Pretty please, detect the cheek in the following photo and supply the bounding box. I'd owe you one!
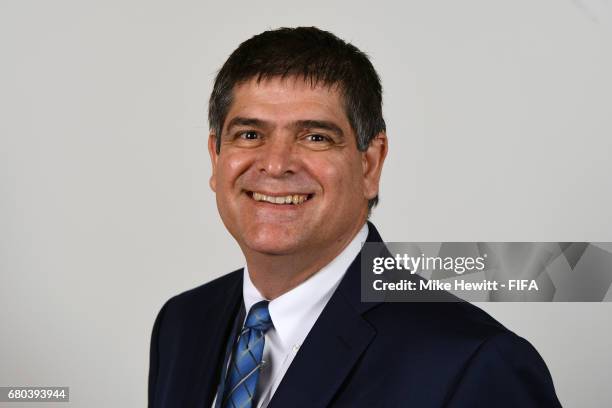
[215,150,253,187]
[308,155,364,196]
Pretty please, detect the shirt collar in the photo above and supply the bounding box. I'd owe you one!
[242,223,369,348]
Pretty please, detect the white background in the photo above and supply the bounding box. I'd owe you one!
[1,1,611,406]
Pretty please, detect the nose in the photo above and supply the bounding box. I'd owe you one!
[257,136,296,177]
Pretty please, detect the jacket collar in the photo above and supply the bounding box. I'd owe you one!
[267,221,384,408]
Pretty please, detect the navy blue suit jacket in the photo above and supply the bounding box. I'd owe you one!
[149,223,562,407]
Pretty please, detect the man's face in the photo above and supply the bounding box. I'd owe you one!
[209,76,385,258]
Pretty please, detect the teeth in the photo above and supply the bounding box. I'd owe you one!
[251,192,309,205]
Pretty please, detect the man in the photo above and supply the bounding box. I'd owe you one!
[149,27,561,407]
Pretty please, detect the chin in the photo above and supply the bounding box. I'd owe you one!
[241,224,303,256]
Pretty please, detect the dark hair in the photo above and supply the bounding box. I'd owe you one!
[208,26,385,209]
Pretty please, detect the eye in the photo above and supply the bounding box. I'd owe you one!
[299,133,336,150]
[305,134,330,143]
[240,130,259,140]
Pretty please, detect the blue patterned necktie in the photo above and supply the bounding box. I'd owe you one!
[222,301,273,408]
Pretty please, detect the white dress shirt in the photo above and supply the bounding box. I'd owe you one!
[212,223,368,408]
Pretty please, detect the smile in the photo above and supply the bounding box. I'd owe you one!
[248,191,312,205]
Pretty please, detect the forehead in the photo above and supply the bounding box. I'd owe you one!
[226,76,350,126]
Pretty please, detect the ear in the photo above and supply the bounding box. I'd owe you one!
[208,133,219,192]
[362,132,388,200]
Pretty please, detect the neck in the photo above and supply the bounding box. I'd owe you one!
[244,222,366,300]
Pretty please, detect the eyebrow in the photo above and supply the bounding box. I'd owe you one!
[225,117,345,138]
[225,117,270,131]
[291,120,344,138]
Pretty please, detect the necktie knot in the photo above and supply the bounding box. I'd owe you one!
[245,300,273,332]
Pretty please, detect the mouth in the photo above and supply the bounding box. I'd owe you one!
[246,191,314,205]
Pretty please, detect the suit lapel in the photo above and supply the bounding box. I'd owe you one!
[268,223,384,408]
[186,271,243,407]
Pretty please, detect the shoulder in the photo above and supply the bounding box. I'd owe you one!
[441,313,561,406]
[148,269,244,404]
[153,269,243,328]
[362,300,517,367]
[366,299,507,341]
[358,301,560,406]
[168,269,242,307]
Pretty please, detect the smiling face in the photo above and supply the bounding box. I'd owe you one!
[209,76,386,260]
